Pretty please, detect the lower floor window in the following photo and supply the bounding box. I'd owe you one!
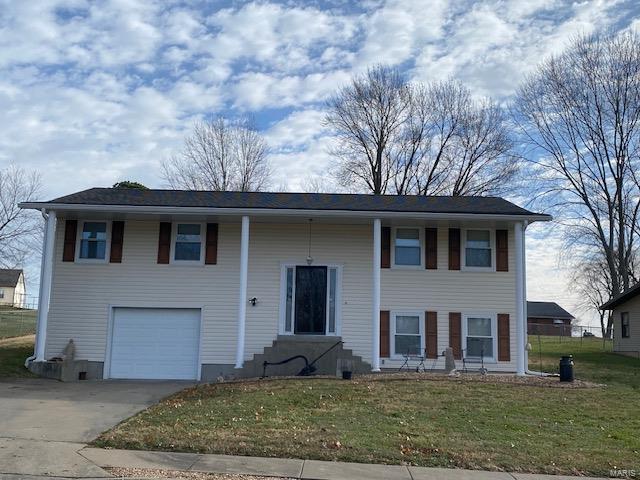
[465,315,495,360]
[392,312,423,356]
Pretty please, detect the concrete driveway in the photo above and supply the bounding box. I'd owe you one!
[0,378,190,478]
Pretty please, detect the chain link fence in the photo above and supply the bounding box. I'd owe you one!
[528,322,614,351]
[0,299,38,340]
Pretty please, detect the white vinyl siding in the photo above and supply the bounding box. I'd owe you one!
[46,220,518,372]
[381,226,517,372]
[613,296,640,355]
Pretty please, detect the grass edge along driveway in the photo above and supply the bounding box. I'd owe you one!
[94,337,640,477]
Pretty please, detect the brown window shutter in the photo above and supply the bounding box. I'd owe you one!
[498,313,510,361]
[380,310,390,358]
[449,312,462,359]
[62,219,77,262]
[157,222,172,264]
[109,221,125,263]
[425,228,438,269]
[381,227,391,268]
[425,311,438,358]
[496,229,508,272]
[205,223,218,265]
[448,228,460,270]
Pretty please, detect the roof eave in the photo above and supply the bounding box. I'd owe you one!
[18,202,553,223]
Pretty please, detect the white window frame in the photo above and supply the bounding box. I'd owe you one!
[462,228,495,271]
[390,311,425,359]
[391,226,424,269]
[170,222,206,265]
[279,263,343,336]
[75,220,111,264]
[462,313,497,363]
[0,288,4,299]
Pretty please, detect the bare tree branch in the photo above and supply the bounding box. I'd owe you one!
[162,117,271,192]
[0,165,42,268]
[514,31,640,315]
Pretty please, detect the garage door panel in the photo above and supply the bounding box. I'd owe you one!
[109,308,200,380]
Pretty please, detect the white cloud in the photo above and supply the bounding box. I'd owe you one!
[0,0,637,310]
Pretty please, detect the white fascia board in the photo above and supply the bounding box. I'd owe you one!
[18,202,553,223]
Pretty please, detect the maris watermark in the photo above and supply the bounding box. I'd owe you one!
[610,469,637,478]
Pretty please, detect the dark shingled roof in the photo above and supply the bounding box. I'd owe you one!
[0,269,23,287]
[600,283,640,310]
[527,301,574,319]
[36,188,547,217]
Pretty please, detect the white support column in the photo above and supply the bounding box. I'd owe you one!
[514,221,526,376]
[35,210,56,362]
[235,215,250,369]
[522,221,529,370]
[372,218,381,372]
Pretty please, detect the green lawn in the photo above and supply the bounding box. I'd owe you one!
[0,306,37,339]
[94,336,640,477]
[0,335,36,378]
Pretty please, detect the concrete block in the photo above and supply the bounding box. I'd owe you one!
[302,460,411,480]
[409,467,514,480]
[80,447,199,471]
[190,453,304,477]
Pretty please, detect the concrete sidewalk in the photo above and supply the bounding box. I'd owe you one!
[80,447,610,480]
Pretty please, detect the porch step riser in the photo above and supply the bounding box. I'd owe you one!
[241,339,371,378]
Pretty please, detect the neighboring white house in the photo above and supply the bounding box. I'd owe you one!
[601,283,640,358]
[20,188,550,381]
[0,269,26,307]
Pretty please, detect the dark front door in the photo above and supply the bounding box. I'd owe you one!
[294,266,327,334]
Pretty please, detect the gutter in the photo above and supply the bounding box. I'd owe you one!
[18,202,553,224]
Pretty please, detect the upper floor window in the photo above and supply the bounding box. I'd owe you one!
[79,222,107,260]
[464,229,492,269]
[173,223,203,262]
[393,228,422,267]
[621,312,630,338]
[464,314,496,362]
[0,289,4,299]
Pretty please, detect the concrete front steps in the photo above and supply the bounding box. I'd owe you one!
[241,336,371,378]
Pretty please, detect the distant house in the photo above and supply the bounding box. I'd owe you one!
[527,301,574,336]
[601,284,640,357]
[0,269,26,308]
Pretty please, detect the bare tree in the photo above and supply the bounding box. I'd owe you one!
[324,65,517,195]
[515,32,640,302]
[0,165,42,268]
[324,65,409,194]
[162,117,271,192]
[570,256,615,338]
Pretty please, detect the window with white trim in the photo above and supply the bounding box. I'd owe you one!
[392,312,424,356]
[394,228,422,266]
[79,221,108,260]
[0,289,4,299]
[174,224,203,262]
[464,229,492,268]
[464,315,495,361]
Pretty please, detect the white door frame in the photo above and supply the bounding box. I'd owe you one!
[103,305,204,380]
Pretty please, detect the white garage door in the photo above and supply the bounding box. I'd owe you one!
[109,308,200,380]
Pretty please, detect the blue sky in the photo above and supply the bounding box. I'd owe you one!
[1,0,639,325]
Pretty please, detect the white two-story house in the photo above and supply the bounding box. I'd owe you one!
[21,188,550,381]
